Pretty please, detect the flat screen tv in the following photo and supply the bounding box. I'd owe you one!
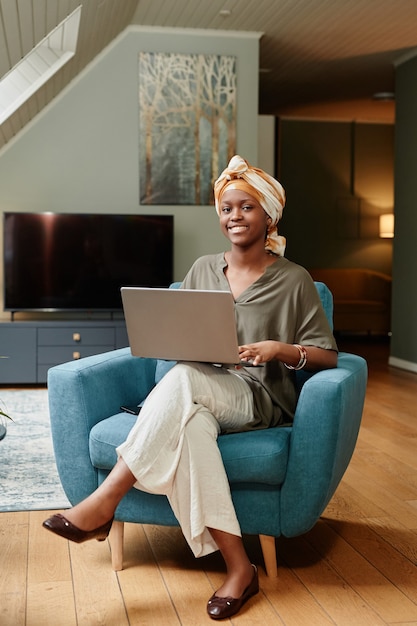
[3,212,174,312]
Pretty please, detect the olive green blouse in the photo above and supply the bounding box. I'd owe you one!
[182,253,338,429]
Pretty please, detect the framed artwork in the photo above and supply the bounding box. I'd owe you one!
[139,52,237,205]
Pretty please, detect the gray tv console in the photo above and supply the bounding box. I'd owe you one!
[0,320,128,384]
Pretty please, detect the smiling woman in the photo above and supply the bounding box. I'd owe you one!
[42,155,339,621]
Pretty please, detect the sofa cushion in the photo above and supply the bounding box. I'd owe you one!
[89,413,291,486]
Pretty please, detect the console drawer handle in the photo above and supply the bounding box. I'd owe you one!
[73,351,81,360]
[73,332,81,342]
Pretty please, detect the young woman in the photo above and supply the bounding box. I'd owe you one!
[43,156,338,620]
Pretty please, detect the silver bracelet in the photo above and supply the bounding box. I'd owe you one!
[284,344,307,370]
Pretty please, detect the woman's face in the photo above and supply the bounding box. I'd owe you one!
[218,188,270,248]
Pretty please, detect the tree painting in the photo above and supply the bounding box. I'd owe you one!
[139,52,237,205]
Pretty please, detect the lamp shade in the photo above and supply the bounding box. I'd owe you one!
[379,213,394,238]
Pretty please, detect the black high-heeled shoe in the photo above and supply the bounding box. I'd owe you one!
[42,513,113,543]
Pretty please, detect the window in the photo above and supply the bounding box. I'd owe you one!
[0,5,82,125]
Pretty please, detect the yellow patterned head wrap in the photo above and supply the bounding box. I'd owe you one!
[214,155,286,256]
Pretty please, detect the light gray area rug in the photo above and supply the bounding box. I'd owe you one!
[0,388,70,512]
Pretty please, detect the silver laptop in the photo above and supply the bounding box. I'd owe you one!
[121,287,243,365]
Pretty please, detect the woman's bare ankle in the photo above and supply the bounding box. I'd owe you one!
[215,563,254,599]
[63,496,114,531]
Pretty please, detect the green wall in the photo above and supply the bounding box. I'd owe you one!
[278,120,394,276]
[278,115,416,372]
[0,26,260,319]
[390,55,417,371]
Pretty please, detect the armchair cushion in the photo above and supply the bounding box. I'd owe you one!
[90,414,292,486]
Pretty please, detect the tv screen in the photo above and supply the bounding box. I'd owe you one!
[3,213,174,311]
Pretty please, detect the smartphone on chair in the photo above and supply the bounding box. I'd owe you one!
[120,405,142,415]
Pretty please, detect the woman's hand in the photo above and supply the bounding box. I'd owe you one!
[238,341,279,366]
[238,341,338,370]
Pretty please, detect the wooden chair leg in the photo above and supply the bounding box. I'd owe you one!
[259,534,278,578]
[109,521,124,571]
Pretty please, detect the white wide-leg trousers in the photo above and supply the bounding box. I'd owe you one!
[116,362,254,557]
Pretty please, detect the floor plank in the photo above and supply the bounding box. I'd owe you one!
[307,520,417,623]
[0,512,28,626]
[117,523,181,625]
[70,539,129,625]
[26,511,76,626]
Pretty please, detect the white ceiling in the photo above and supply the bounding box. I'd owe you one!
[2,0,417,151]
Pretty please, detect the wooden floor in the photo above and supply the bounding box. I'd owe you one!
[1,337,417,625]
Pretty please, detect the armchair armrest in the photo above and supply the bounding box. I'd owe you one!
[47,348,157,505]
[280,352,367,536]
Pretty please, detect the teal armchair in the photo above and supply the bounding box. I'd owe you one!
[47,283,367,576]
